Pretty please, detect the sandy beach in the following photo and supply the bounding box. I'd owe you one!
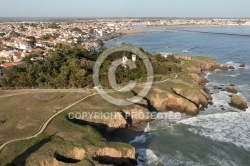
[121,29,152,35]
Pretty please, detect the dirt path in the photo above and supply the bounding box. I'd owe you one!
[0,92,97,152]
[0,89,92,99]
[0,79,171,152]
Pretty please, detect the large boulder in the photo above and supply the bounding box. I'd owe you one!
[228,66,235,70]
[239,63,245,68]
[220,65,228,71]
[225,86,237,94]
[214,86,223,90]
[230,95,248,110]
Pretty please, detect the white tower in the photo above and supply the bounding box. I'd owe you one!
[132,54,136,62]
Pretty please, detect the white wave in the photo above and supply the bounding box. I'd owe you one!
[204,72,212,79]
[145,149,159,165]
[211,90,231,107]
[158,151,201,166]
[130,135,147,144]
[141,149,237,166]
[144,123,153,132]
[225,61,248,70]
[214,69,221,72]
[137,148,238,166]
[178,112,250,151]
[229,73,240,77]
[137,149,160,166]
[183,50,189,53]
[236,84,250,92]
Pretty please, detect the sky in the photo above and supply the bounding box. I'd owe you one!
[0,0,249,18]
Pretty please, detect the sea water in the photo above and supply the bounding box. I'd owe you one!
[107,26,250,166]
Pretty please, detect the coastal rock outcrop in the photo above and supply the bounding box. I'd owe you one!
[69,111,128,131]
[123,106,151,124]
[152,93,198,115]
[220,65,229,71]
[93,147,137,166]
[26,156,92,166]
[214,86,223,90]
[225,86,238,94]
[239,63,245,68]
[228,66,235,70]
[26,156,65,166]
[106,112,128,130]
[190,73,209,86]
[171,87,208,108]
[55,147,86,162]
[230,95,248,110]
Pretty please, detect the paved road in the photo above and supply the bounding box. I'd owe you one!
[0,93,97,152]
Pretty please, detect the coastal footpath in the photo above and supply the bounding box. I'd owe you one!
[0,53,248,166]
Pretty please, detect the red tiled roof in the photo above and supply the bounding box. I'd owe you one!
[14,52,22,57]
[0,57,9,61]
[1,62,23,68]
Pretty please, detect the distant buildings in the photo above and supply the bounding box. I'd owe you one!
[0,61,24,74]
[94,29,107,37]
[158,52,172,58]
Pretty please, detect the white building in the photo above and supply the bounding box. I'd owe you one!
[35,42,46,48]
[158,52,172,58]
[107,23,115,27]
[132,54,136,62]
[13,51,25,62]
[19,43,32,51]
[0,50,12,58]
[94,29,106,37]
[122,56,128,64]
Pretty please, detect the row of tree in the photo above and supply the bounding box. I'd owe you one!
[0,44,182,89]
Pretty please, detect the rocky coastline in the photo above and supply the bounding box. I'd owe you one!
[5,56,249,166]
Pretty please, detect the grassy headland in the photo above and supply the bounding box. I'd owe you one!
[0,44,223,165]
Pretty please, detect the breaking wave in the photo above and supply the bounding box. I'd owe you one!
[178,112,250,151]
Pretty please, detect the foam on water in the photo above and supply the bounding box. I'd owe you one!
[144,123,154,132]
[226,61,241,69]
[137,148,238,166]
[130,135,148,144]
[209,90,233,112]
[204,72,212,79]
[178,112,250,151]
[137,149,160,166]
[225,61,249,70]
[229,73,241,77]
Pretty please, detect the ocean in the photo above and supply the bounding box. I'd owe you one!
[107,26,250,166]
